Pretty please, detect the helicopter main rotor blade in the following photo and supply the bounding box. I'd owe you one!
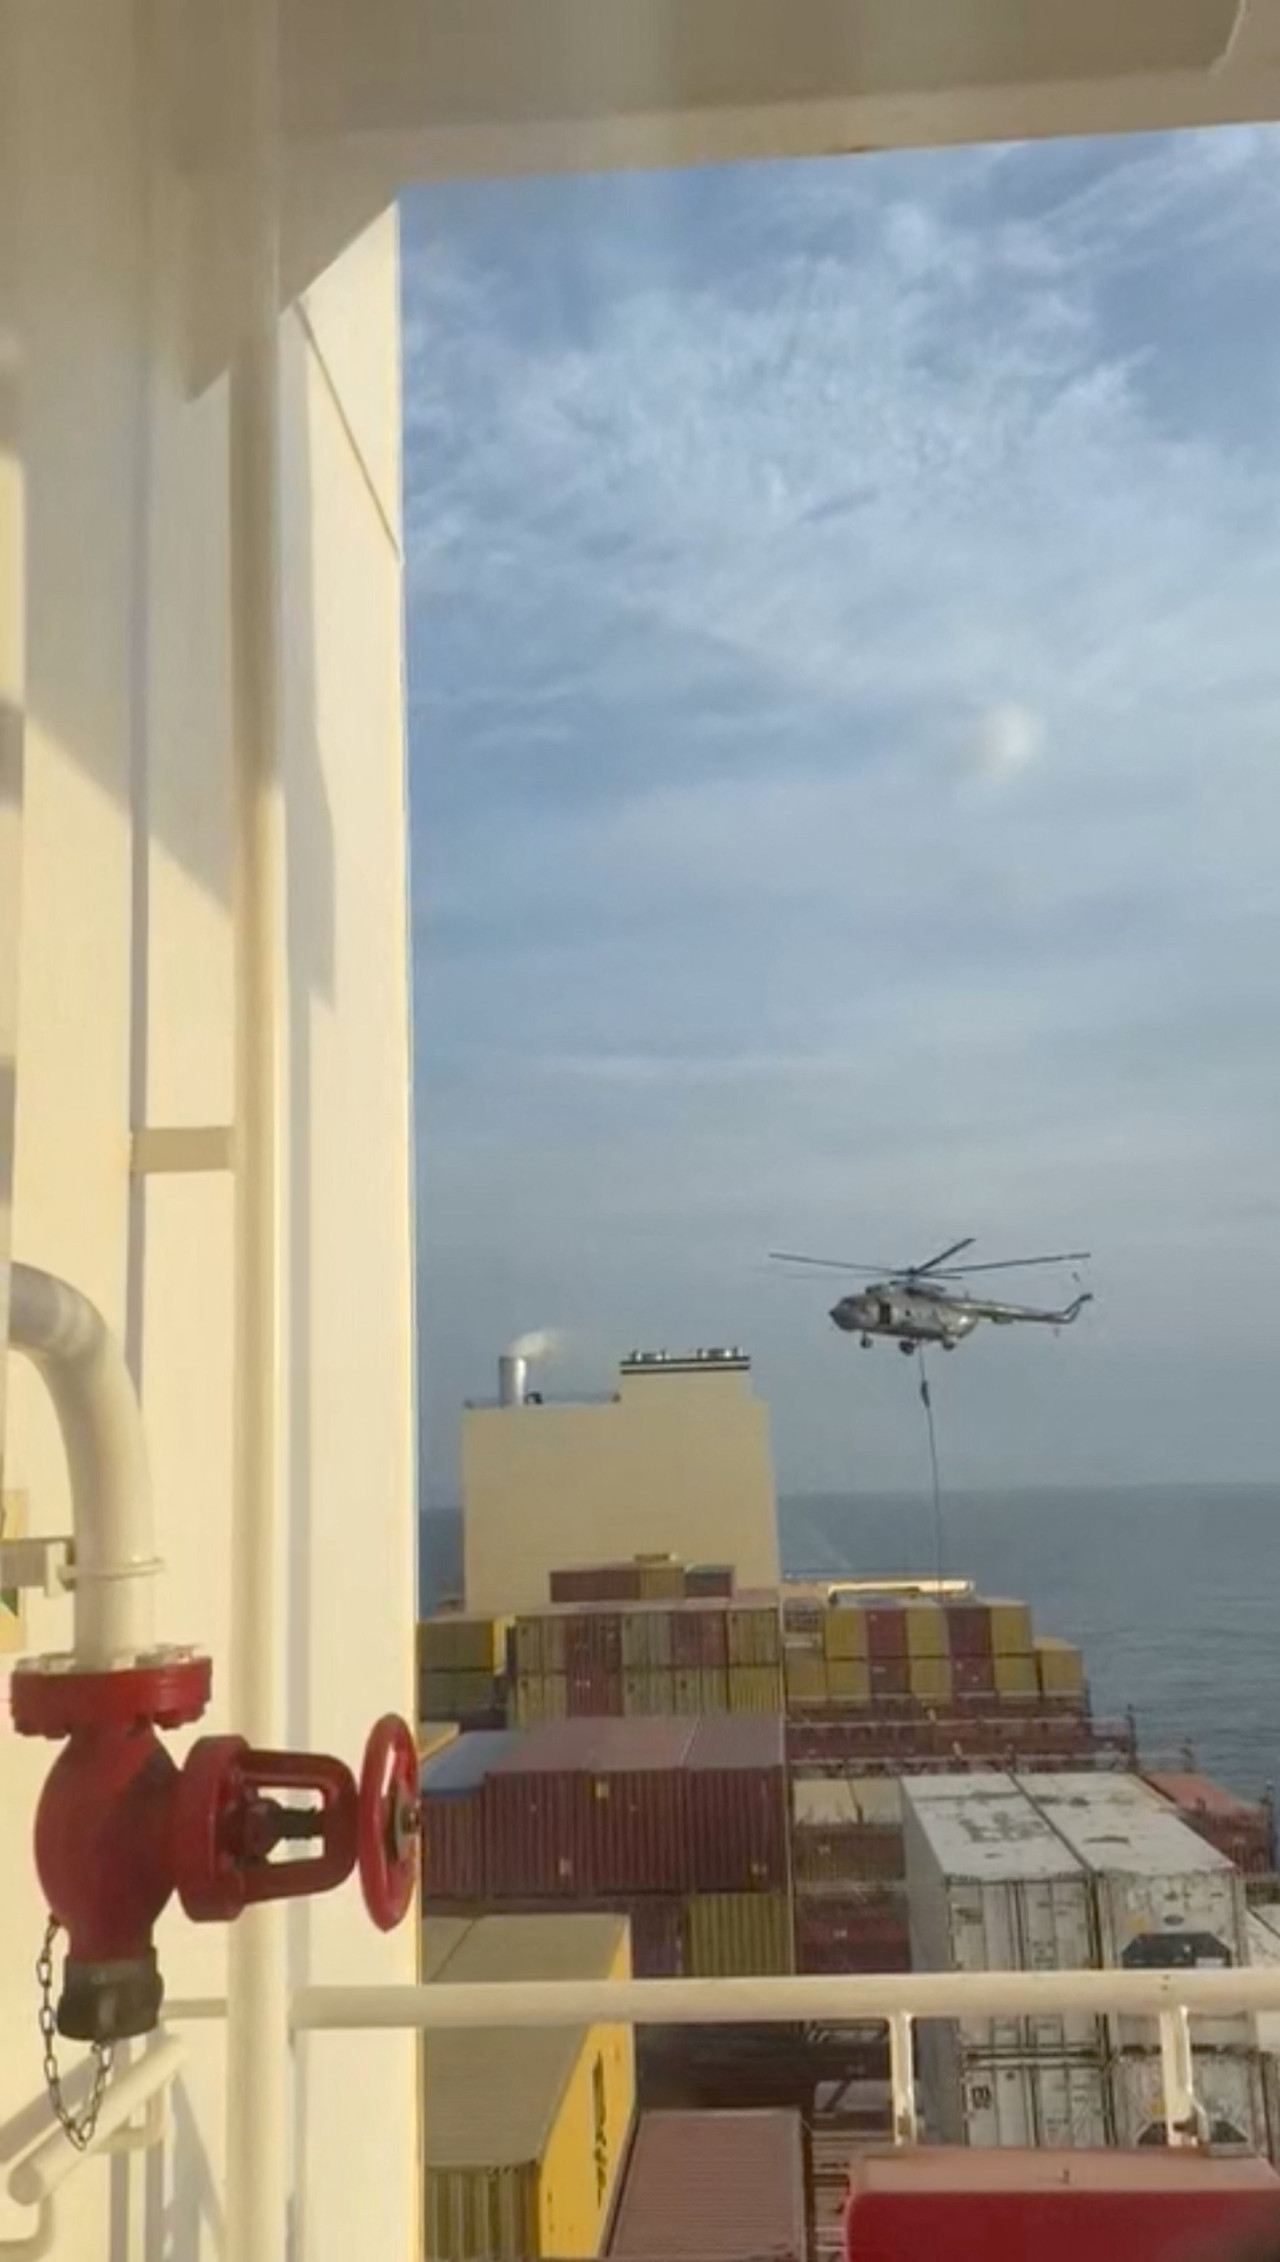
[930,1250,1092,1277]
[908,1237,976,1277]
[768,1252,895,1275]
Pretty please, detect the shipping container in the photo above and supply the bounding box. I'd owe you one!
[684,1891,794,1977]
[424,1912,635,2262]
[627,1896,685,1978]
[927,2055,1110,2149]
[636,1557,686,1602]
[1145,1772,1275,1877]
[421,1667,505,1723]
[905,1601,949,1659]
[910,1657,953,1705]
[485,1718,696,1898]
[947,1603,994,1658]
[824,1606,869,1662]
[795,1889,909,1973]
[866,1606,910,1661]
[620,1607,674,1673]
[421,1731,521,1901]
[686,1562,735,1598]
[727,1665,785,1715]
[608,2110,805,2260]
[827,1658,873,1704]
[793,1778,904,1890]
[988,1600,1034,1657]
[951,1656,996,1699]
[670,1603,728,1669]
[513,1673,569,1728]
[567,1665,624,1717]
[419,1613,509,1674]
[1111,2049,1269,2153]
[1036,1635,1086,1696]
[870,1659,911,1700]
[697,1668,730,1714]
[903,1776,1101,2056]
[994,1655,1039,1699]
[684,1716,790,1893]
[726,1603,782,1667]
[784,1641,828,1704]
[1020,1772,1251,2051]
[622,1669,677,1718]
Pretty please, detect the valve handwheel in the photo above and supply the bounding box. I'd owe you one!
[358,1714,419,1931]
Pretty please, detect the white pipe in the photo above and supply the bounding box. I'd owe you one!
[292,1963,1280,2031]
[7,2037,184,2207]
[5,1262,158,1665]
[224,3,290,2258]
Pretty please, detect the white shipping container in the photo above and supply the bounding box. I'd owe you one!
[1246,1906,1280,2057]
[1019,1773,1250,2050]
[903,1776,1101,2055]
[793,1776,903,1828]
[1110,2050,1269,2154]
[927,2053,1110,2149]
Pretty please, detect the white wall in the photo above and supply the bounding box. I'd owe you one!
[0,6,416,2255]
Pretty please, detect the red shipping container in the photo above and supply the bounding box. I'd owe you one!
[844,2150,1280,2262]
[567,1666,624,1717]
[684,1716,788,1892]
[951,1655,996,1697]
[946,1602,994,1657]
[485,1717,696,1897]
[869,1659,911,1700]
[565,1611,624,1670]
[420,1791,486,1900]
[865,1607,908,1661]
[670,1602,728,1668]
[610,2109,806,2261]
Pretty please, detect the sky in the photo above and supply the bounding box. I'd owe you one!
[403,129,1280,1504]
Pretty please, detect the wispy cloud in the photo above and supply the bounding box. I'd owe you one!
[405,131,1280,1494]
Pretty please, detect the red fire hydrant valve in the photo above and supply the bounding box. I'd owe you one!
[12,1656,419,2043]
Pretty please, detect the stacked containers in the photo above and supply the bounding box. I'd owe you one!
[514,1597,783,1723]
[487,1718,695,1898]
[903,1774,1106,2148]
[793,1776,908,1974]
[607,2109,806,2261]
[1020,1774,1252,2048]
[418,1613,511,1724]
[423,1912,635,2262]
[682,1715,792,1974]
[548,1557,733,1604]
[421,1730,521,1901]
[1035,1634,1088,1706]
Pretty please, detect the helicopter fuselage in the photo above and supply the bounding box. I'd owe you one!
[830,1281,1090,1350]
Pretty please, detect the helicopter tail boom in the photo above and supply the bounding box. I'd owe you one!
[973,1291,1093,1326]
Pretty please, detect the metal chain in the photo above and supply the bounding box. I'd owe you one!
[36,1917,114,2150]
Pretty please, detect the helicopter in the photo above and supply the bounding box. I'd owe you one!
[768,1237,1093,1353]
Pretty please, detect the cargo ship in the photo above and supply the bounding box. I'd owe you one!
[415,1345,1280,2258]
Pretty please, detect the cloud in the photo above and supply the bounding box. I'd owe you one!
[403,132,1280,1497]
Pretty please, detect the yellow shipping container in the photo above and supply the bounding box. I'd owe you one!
[621,1608,673,1671]
[908,1656,953,1704]
[623,1670,676,1716]
[989,1599,1034,1656]
[728,1665,785,1715]
[513,1673,569,1728]
[826,1657,872,1704]
[422,1668,501,1721]
[513,1618,544,1675]
[822,1606,868,1661]
[1035,1635,1086,1696]
[784,1643,828,1703]
[994,1653,1039,1698]
[905,1601,949,1659]
[636,1558,685,1601]
[417,1721,461,1765]
[424,1913,635,2261]
[419,1614,509,1674]
[726,1605,782,1667]
[683,1892,794,1977]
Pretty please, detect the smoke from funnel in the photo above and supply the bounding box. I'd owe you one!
[507,1329,559,1361]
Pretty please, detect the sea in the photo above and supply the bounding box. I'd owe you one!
[419,1483,1280,1799]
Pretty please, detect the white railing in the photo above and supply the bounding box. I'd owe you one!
[159,1964,1280,2154]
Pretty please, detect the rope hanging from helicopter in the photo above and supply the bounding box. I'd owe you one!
[914,1347,947,1588]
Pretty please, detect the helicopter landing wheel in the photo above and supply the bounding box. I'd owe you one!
[941,1340,956,1353]
[898,1340,915,1356]
[860,1335,872,1349]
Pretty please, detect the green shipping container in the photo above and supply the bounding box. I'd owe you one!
[620,1609,673,1671]
[513,1618,544,1675]
[623,1670,676,1716]
[512,1673,569,1727]
[422,1668,502,1721]
[726,1605,782,1667]
[683,1891,794,1977]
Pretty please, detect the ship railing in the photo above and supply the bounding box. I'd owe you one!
[163,1964,1280,2153]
